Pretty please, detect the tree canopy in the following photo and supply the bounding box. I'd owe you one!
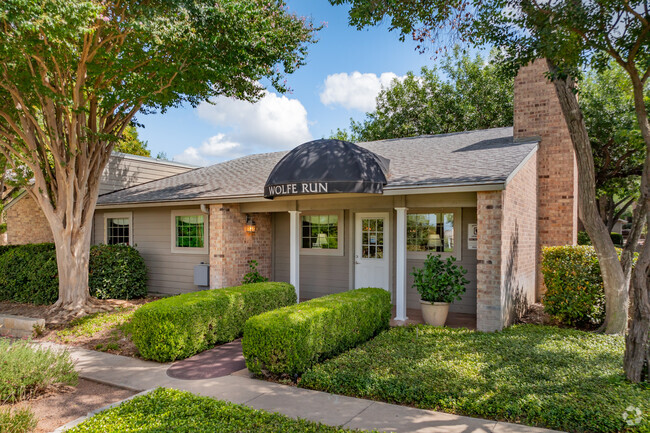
[114,125,150,157]
[333,51,513,142]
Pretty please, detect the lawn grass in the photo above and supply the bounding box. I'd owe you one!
[55,307,134,345]
[0,339,77,403]
[67,388,371,433]
[300,325,649,433]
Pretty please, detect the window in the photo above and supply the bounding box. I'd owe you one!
[301,212,343,255]
[407,212,457,256]
[104,212,132,245]
[360,217,384,259]
[171,211,208,254]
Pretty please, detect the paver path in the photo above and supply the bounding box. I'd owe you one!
[167,339,246,380]
[36,341,562,433]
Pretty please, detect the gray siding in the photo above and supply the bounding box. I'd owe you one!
[99,154,194,195]
[406,208,477,314]
[93,206,208,295]
[273,211,351,300]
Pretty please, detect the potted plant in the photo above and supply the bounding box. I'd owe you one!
[411,254,469,326]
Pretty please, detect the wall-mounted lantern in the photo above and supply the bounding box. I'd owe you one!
[245,215,256,234]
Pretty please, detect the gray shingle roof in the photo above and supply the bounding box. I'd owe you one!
[97,127,537,205]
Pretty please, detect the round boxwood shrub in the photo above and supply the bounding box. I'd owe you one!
[0,243,58,304]
[541,245,605,326]
[88,244,148,300]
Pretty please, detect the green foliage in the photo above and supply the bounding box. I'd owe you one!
[0,223,6,235]
[0,243,59,304]
[241,260,269,285]
[332,49,512,142]
[541,246,606,326]
[88,244,148,300]
[130,282,296,362]
[55,306,135,345]
[0,243,148,304]
[242,288,391,378]
[577,231,591,245]
[113,125,150,157]
[411,255,468,303]
[301,325,649,433]
[68,388,364,433]
[0,339,77,403]
[0,407,37,433]
[610,232,624,247]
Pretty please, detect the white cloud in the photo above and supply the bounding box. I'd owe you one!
[319,72,404,112]
[173,91,312,166]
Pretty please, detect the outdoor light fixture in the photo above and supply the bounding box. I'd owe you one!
[245,215,256,234]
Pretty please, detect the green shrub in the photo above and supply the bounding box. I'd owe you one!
[242,287,391,378]
[0,243,58,304]
[68,388,362,433]
[241,260,269,284]
[0,223,7,235]
[0,339,77,403]
[0,407,37,433]
[130,282,296,362]
[541,245,606,326]
[411,254,468,303]
[577,230,591,245]
[0,243,148,304]
[89,244,148,300]
[610,232,624,246]
[300,325,648,433]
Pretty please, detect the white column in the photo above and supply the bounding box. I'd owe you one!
[394,207,408,321]
[288,210,301,302]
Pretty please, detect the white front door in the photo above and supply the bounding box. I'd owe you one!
[355,213,390,291]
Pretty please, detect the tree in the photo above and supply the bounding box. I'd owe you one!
[334,51,513,142]
[330,0,649,381]
[114,125,150,157]
[581,65,646,232]
[0,0,316,317]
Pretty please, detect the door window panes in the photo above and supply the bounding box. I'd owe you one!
[301,214,339,249]
[407,213,454,253]
[361,217,384,258]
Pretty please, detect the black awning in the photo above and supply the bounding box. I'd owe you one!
[264,139,390,199]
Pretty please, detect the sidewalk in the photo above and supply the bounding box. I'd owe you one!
[39,342,561,433]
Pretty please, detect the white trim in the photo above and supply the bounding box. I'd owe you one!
[288,210,301,301]
[111,152,198,169]
[299,210,344,256]
[504,145,538,187]
[103,211,133,245]
[170,210,209,254]
[394,207,408,321]
[406,208,462,261]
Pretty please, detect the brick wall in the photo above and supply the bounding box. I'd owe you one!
[514,59,578,296]
[477,153,538,331]
[209,204,272,289]
[6,195,54,245]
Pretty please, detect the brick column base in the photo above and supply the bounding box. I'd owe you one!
[209,204,272,289]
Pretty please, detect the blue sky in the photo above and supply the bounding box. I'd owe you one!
[136,1,440,166]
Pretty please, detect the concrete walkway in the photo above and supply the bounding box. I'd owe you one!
[38,342,561,433]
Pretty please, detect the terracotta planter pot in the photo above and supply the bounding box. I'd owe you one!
[420,300,449,326]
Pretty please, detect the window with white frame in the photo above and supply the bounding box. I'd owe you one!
[171,211,208,253]
[407,211,459,257]
[104,212,132,245]
[301,212,343,255]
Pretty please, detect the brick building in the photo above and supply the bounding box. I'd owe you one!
[6,60,577,332]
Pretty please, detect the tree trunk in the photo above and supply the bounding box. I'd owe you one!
[51,225,92,312]
[548,60,630,335]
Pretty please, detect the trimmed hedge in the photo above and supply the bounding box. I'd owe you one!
[0,243,148,304]
[541,245,605,326]
[130,282,296,362]
[242,287,391,378]
[89,244,148,300]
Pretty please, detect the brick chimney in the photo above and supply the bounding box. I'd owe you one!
[514,59,578,294]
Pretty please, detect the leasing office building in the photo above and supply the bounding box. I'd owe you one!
[6,60,578,332]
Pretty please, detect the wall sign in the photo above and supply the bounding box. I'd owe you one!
[468,223,478,250]
[265,182,329,197]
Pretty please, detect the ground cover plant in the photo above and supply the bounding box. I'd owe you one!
[243,287,391,378]
[0,339,77,403]
[131,282,296,362]
[300,325,650,433]
[0,407,36,433]
[68,388,368,433]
